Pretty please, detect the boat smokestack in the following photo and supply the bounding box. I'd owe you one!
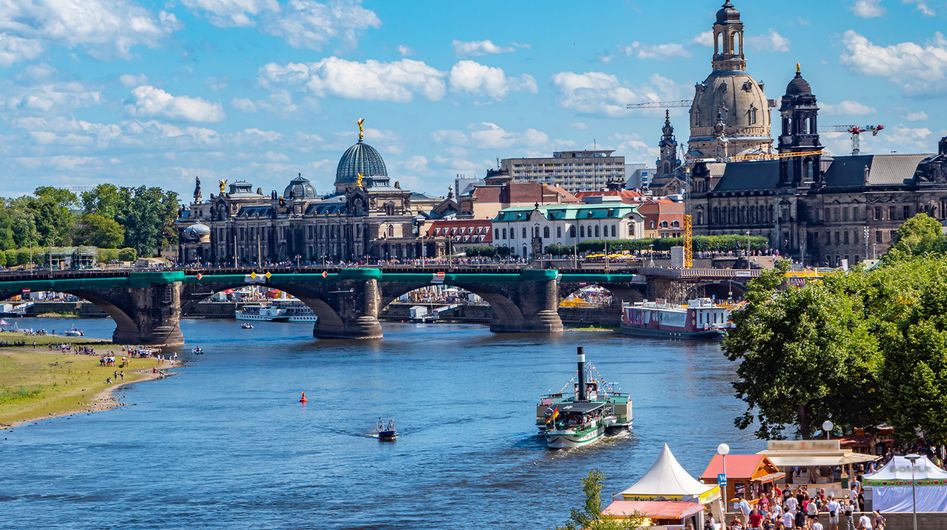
[577,346,587,401]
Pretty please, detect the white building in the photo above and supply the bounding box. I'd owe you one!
[500,150,625,194]
[491,202,645,259]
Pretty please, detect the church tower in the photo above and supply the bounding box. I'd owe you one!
[688,1,773,162]
[655,110,681,180]
[778,64,822,186]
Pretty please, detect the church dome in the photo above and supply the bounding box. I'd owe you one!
[335,140,388,188]
[283,174,316,200]
[716,0,740,24]
[785,68,812,96]
[182,223,210,242]
[690,72,770,134]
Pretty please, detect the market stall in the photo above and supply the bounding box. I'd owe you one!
[700,454,784,506]
[604,443,722,528]
[756,440,878,492]
[864,455,947,512]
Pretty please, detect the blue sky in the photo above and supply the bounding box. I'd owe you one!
[1,0,945,200]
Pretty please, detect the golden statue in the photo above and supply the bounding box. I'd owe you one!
[357,118,365,141]
[219,179,227,194]
[356,172,364,188]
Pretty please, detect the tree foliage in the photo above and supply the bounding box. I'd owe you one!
[542,235,770,256]
[76,214,125,249]
[554,470,644,530]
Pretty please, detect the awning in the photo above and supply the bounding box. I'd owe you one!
[603,500,704,520]
[753,472,786,483]
[760,452,879,467]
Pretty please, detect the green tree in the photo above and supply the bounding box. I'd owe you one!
[75,214,125,248]
[27,187,78,246]
[554,470,644,530]
[81,183,123,219]
[117,186,179,256]
[887,213,944,260]
[723,263,881,439]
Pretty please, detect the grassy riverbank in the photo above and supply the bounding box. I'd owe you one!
[0,333,170,428]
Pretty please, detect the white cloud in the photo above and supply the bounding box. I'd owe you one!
[125,85,226,123]
[119,74,149,88]
[906,111,928,121]
[853,0,885,17]
[3,82,102,112]
[397,44,412,57]
[448,60,537,99]
[841,30,947,95]
[551,71,682,118]
[181,0,279,27]
[451,39,514,57]
[625,41,690,59]
[260,57,446,102]
[0,34,43,66]
[692,31,714,47]
[431,122,550,150]
[821,100,876,116]
[231,97,257,112]
[610,133,658,163]
[903,0,935,16]
[182,0,380,50]
[233,128,282,143]
[747,30,790,52]
[0,0,178,61]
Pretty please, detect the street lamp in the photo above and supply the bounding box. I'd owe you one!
[822,420,834,440]
[905,453,920,530]
[717,443,730,515]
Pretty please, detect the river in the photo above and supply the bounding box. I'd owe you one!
[0,317,765,529]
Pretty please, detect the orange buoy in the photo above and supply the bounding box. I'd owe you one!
[299,391,308,403]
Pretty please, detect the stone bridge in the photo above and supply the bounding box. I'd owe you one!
[0,266,759,347]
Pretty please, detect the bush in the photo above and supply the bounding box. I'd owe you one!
[464,245,495,258]
[118,248,137,261]
[4,250,15,267]
[15,248,32,266]
[495,246,512,257]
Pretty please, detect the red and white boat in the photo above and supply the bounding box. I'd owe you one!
[620,298,734,339]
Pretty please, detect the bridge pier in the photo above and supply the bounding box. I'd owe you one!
[487,270,563,334]
[112,281,184,347]
[311,270,383,340]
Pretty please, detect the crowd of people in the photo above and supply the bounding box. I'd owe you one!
[715,485,886,530]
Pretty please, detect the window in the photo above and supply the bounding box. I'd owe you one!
[904,205,911,219]
[557,226,562,238]
[843,207,849,222]
[874,207,882,220]
[569,225,576,237]
[875,230,882,243]
[495,228,500,240]
[543,226,550,238]
[844,231,850,244]
[594,225,600,237]
[580,226,585,238]
[834,232,840,245]
[522,227,527,238]
[387,225,394,237]
[889,206,896,220]
[628,224,635,236]
[610,225,616,237]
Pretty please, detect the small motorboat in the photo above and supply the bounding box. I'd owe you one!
[376,418,398,441]
[191,347,204,355]
[64,328,84,337]
[241,323,254,330]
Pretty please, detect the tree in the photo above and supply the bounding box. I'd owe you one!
[26,187,78,246]
[723,262,881,439]
[117,186,179,256]
[554,470,644,530]
[75,214,125,248]
[886,213,944,260]
[81,183,123,219]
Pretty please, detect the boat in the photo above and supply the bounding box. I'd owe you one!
[191,347,204,355]
[63,327,84,337]
[537,346,632,449]
[235,304,289,322]
[376,418,398,441]
[241,322,254,329]
[277,301,317,323]
[619,298,735,339]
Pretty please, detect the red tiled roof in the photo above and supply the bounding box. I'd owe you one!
[700,454,771,480]
[575,189,644,203]
[425,219,493,243]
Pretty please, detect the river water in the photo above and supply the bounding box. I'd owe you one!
[0,317,764,529]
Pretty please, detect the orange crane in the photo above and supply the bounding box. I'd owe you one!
[820,124,884,156]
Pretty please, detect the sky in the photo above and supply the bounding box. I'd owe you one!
[1,0,946,200]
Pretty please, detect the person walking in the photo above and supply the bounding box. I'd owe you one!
[856,512,872,530]
[825,494,840,530]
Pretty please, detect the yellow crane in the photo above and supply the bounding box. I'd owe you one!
[683,214,693,269]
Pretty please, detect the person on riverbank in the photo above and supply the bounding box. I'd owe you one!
[737,495,752,520]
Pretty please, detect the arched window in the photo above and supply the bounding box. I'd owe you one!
[543,226,550,238]
[569,225,576,237]
[556,226,562,238]
[628,223,635,236]
[580,225,585,238]
[610,225,617,237]
[387,225,394,238]
[594,225,600,237]
[522,227,527,238]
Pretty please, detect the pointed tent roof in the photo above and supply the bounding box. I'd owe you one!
[621,443,719,500]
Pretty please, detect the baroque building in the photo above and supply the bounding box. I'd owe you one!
[688,1,773,161]
[688,63,947,266]
[177,123,434,265]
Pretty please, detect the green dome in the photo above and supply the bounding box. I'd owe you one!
[335,139,388,188]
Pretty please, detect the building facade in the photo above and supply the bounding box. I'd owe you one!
[177,126,434,265]
[499,150,626,194]
[491,203,645,259]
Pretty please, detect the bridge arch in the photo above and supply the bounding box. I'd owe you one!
[378,281,527,330]
[1,288,142,345]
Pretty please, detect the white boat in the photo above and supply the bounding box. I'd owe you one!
[620,298,735,339]
[63,328,84,337]
[241,322,254,330]
[235,304,289,322]
[279,301,317,323]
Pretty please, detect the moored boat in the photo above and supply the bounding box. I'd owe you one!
[191,347,204,355]
[235,304,289,322]
[620,298,734,339]
[537,346,632,449]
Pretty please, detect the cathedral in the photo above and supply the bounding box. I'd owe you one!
[678,1,947,266]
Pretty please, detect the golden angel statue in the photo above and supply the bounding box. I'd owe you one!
[356,172,364,188]
[219,179,227,194]
[357,118,365,141]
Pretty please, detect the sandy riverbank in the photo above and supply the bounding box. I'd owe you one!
[0,337,182,430]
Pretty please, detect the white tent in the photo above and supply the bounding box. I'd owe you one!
[864,455,947,512]
[620,443,719,502]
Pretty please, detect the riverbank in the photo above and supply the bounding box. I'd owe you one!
[0,334,178,429]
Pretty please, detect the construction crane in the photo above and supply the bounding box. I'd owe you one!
[683,214,693,269]
[820,124,885,156]
[625,100,693,110]
[730,149,825,162]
